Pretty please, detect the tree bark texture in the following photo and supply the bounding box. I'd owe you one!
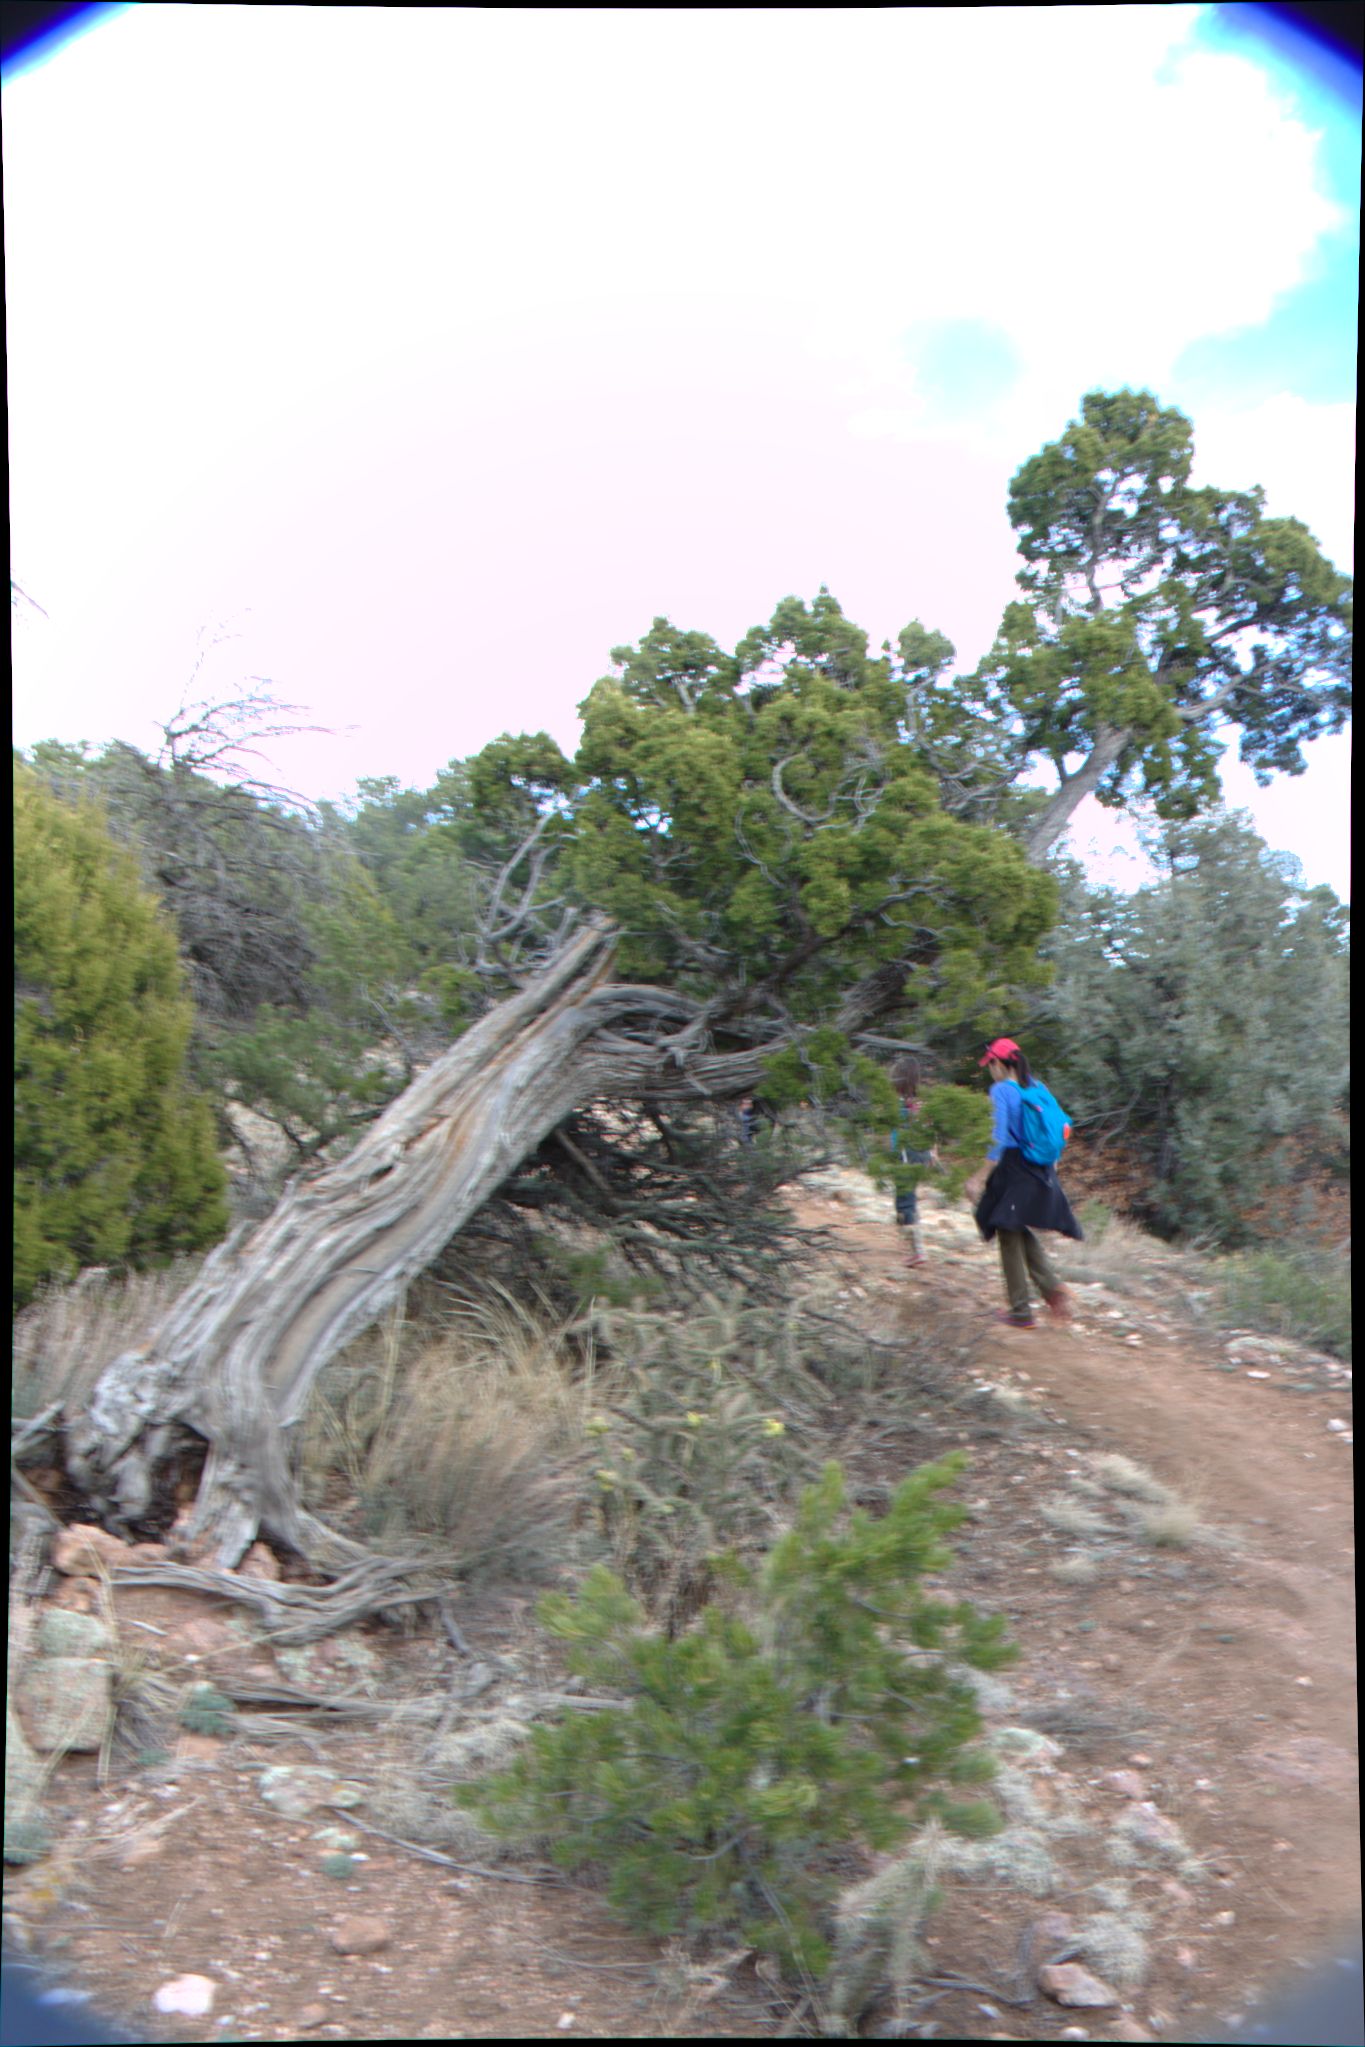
[1022,724,1131,866]
[63,922,766,1569]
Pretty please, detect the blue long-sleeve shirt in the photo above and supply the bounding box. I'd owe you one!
[986,1079,1023,1160]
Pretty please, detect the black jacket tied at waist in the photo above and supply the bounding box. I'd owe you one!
[974,1146,1084,1243]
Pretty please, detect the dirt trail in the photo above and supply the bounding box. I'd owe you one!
[5,1176,1357,2042]
[794,1171,1358,2039]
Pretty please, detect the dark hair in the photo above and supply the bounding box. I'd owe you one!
[890,1055,921,1097]
[996,1047,1033,1089]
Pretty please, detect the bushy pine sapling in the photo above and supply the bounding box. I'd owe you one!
[460,1455,1013,1975]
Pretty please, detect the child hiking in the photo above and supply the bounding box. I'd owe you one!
[963,1037,1081,1328]
[889,1056,940,1269]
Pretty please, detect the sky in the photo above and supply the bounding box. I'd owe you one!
[5,3,1358,901]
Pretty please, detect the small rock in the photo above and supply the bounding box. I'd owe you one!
[1244,1369,1271,1379]
[993,1726,1064,1767]
[298,2004,329,2028]
[1128,1752,1153,1767]
[259,1765,343,1819]
[35,1609,113,1660]
[15,1657,112,1753]
[51,1524,134,1576]
[1029,1911,1076,1954]
[1103,1769,1147,1800]
[239,1541,282,1580]
[329,1915,391,1955]
[1122,1802,1185,1852]
[1108,2021,1156,2042]
[5,1701,49,1864]
[1172,1945,1197,1970]
[49,1577,99,1614]
[152,1974,216,2017]
[1039,1962,1120,2008]
[1209,1910,1235,1927]
[1294,1675,1314,1688]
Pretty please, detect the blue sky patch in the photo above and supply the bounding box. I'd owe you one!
[900,318,1021,416]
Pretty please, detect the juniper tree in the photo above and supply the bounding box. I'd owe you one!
[938,388,1351,862]
[14,761,228,1306]
[1035,812,1349,1243]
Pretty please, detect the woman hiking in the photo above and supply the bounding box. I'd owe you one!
[963,1037,1081,1329]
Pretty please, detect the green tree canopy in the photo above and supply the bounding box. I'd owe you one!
[1035,811,1349,1244]
[567,589,1057,1048]
[958,388,1350,863]
[21,727,435,1177]
[14,760,229,1305]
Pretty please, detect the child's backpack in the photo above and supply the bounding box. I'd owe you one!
[1017,1081,1070,1167]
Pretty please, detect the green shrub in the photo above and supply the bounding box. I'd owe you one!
[14,761,228,1307]
[461,1456,1013,1976]
[177,1683,236,1737]
[1218,1243,1351,1361]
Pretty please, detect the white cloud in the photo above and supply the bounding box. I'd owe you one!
[1189,393,1356,573]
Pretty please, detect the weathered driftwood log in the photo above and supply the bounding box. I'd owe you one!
[62,921,765,1571]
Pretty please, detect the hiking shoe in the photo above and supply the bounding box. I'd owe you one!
[994,1309,1037,1328]
[1043,1285,1073,1323]
[906,1255,927,1269]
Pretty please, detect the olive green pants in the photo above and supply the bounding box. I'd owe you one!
[996,1228,1061,1318]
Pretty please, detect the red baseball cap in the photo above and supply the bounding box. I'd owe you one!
[979,1037,1021,1066]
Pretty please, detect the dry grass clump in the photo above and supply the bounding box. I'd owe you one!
[1039,1491,1108,1538]
[1138,1495,1203,1547]
[945,1823,1060,1896]
[1075,1908,1150,1989]
[1081,1453,1218,1550]
[11,1257,203,1417]
[1088,1453,1171,1503]
[1051,1550,1101,1584]
[1062,1214,1181,1296]
[299,1285,591,1580]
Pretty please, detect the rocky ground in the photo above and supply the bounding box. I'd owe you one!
[5,1174,1357,2041]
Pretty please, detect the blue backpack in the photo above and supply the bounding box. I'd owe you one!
[1016,1081,1069,1167]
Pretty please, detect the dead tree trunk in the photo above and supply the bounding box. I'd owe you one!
[62,922,764,1571]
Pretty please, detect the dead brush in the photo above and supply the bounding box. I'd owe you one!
[1060,1214,1196,1300]
[298,1284,592,1580]
[11,1257,203,1418]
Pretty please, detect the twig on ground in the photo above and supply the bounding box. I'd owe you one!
[325,1803,560,1884]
